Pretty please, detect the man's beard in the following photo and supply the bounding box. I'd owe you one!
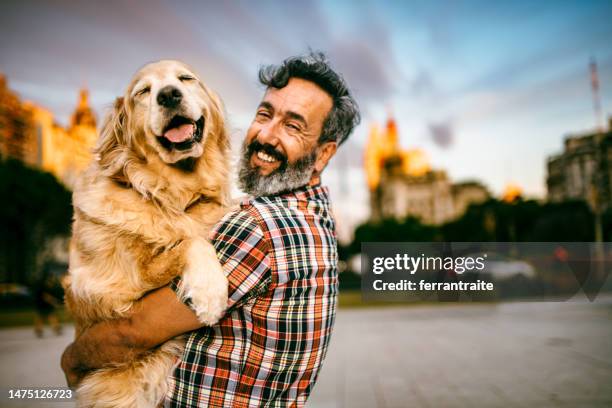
[238,139,317,197]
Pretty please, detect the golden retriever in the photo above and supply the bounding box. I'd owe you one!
[64,60,230,407]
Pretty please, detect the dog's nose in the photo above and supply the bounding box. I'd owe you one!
[157,86,182,108]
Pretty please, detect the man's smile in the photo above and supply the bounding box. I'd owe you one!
[256,151,278,163]
[250,150,281,174]
[245,139,288,175]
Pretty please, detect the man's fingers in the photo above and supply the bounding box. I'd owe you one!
[63,365,85,389]
[61,343,84,388]
[65,370,80,389]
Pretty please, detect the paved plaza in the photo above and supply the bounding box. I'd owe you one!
[1,297,611,407]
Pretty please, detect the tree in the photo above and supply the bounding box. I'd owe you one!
[348,216,437,257]
[0,158,72,284]
[349,198,595,256]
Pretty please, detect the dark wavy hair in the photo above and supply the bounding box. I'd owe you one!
[258,51,361,145]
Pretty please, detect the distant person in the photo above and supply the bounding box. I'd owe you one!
[33,275,62,338]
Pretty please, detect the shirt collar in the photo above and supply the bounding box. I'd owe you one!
[240,184,329,208]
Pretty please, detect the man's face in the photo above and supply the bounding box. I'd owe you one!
[238,77,334,196]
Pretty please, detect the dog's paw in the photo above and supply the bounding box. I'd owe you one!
[179,239,228,325]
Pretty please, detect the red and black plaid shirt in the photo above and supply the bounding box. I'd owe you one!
[166,184,338,407]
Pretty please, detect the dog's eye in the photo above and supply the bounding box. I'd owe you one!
[136,87,150,96]
[178,75,195,82]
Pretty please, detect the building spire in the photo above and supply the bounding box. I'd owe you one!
[70,88,96,129]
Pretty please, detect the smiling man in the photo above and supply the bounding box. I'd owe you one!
[61,52,360,407]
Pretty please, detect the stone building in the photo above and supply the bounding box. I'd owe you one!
[365,116,490,224]
[546,118,612,211]
[0,74,40,166]
[0,75,98,188]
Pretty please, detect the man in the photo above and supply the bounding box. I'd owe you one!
[61,52,360,407]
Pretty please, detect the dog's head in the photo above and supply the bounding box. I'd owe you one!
[96,60,226,169]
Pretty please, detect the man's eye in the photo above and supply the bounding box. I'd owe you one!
[136,87,150,96]
[286,123,300,131]
[257,111,271,119]
[178,75,195,82]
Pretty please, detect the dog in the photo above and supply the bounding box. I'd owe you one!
[64,60,230,407]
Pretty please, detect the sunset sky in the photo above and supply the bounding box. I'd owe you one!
[1,0,611,239]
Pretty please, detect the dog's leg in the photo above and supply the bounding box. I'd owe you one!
[173,238,228,326]
[136,240,190,290]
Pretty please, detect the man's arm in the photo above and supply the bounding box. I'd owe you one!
[61,286,203,387]
[62,209,272,387]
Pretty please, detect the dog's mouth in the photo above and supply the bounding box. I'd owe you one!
[156,115,204,151]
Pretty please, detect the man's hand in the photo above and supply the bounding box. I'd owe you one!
[59,286,207,387]
[61,343,87,388]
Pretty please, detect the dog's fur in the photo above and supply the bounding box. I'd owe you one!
[64,60,230,407]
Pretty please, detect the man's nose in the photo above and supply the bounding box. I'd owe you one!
[157,86,182,108]
[256,121,280,146]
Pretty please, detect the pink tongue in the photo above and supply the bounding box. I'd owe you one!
[164,123,194,143]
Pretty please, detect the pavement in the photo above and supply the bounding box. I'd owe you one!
[1,297,611,407]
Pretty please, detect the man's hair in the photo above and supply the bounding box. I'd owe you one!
[258,51,361,145]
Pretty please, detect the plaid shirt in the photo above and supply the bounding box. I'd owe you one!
[166,184,338,407]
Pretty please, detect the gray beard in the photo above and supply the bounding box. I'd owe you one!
[238,145,317,197]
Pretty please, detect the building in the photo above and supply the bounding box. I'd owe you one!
[0,74,40,166]
[546,118,612,211]
[0,74,98,188]
[365,116,490,224]
[26,89,98,188]
[501,182,523,203]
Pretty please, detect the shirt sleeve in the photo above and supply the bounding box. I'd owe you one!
[170,208,272,314]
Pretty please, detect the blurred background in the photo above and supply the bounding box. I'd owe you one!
[0,1,611,407]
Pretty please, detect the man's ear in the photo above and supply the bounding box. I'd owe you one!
[314,141,338,173]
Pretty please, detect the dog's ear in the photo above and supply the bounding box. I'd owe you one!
[199,82,231,204]
[94,97,128,176]
[201,85,229,152]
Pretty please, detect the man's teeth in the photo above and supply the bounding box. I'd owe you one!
[256,151,277,163]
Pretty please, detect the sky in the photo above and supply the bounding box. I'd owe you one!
[1,0,611,240]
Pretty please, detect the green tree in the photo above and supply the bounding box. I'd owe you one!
[349,198,595,255]
[348,217,437,257]
[0,158,72,284]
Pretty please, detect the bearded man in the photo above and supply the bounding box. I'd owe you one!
[62,52,360,408]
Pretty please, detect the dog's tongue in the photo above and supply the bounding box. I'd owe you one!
[164,123,194,143]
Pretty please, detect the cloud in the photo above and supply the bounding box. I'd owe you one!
[428,121,454,149]
[0,0,407,127]
[409,69,438,98]
[456,53,612,129]
[0,0,268,124]
[324,10,405,111]
[329,41,395,102]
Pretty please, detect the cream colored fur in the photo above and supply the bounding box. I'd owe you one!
[64,60,230,407]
